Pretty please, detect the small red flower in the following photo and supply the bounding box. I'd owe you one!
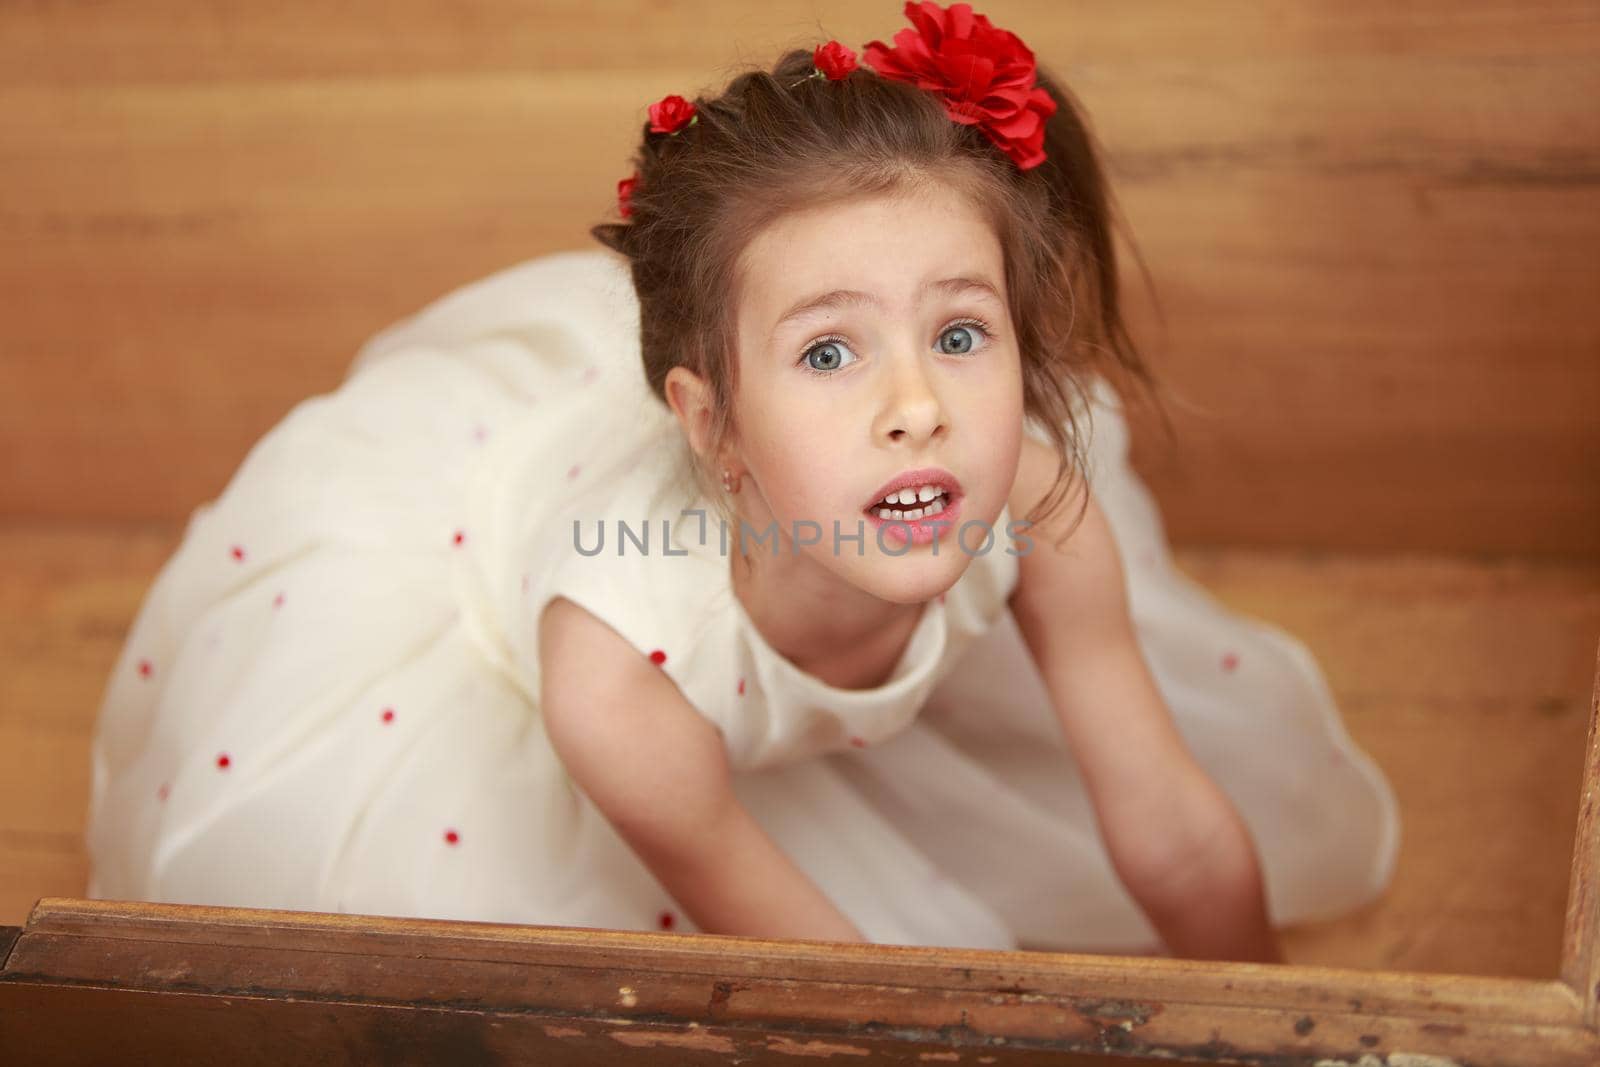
[648,649,667,666]
[648,94,698,135]
[444,828,460,845]
[862,1,1057,170]
[658,909,675,930]
[617,173,639,218]
[813,41,858,81]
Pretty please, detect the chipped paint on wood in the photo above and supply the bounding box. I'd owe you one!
[540,1025,583,1039]
[917,1052,961,1062]
[763,1034,872,1057]
[1075,999,1156,1026]
[616,984,638,1007]
[1311,1054,1464,1067]
[608,1029,737,1053]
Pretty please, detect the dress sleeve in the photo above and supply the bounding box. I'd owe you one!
[498,433,742,751]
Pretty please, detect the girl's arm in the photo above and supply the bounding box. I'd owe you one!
[1007,438,1285,964]
[539,596,866,945]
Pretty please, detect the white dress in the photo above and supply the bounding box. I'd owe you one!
[85,249,1400,952]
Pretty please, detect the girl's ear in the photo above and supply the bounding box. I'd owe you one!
[664,365,717,461]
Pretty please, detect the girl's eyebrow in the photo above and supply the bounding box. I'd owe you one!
[769,275,1003,342]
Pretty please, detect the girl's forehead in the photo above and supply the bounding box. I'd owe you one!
[736,190,1006,315]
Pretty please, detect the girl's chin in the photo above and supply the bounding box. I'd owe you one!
[850,558,966,607]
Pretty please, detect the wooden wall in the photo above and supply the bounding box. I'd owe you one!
[1,1,1595,557]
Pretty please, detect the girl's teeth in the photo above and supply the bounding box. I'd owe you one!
[873,493,947,522]
[878,485,947,508]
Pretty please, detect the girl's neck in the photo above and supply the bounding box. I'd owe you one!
[729,541,927,692]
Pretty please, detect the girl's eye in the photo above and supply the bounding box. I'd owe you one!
[799,336,858,376]
[937,319,991,355]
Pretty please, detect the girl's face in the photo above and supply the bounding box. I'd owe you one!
[729,182,1026,604]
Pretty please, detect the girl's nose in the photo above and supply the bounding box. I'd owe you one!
[875,348,946,444]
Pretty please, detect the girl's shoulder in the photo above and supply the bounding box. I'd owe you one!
[509,427,740,731]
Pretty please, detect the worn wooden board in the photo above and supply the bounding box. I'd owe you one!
[1,894,1597,1065]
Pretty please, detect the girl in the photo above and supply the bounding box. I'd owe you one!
[86,2,1399,962]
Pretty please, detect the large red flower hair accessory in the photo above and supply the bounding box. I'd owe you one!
[863,1,1057,171]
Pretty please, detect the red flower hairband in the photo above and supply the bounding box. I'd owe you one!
[617,1,1055,219]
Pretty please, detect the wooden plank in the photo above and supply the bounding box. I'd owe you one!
[0,5,1596,555]
[1167,549,1600,707]
[1,0,1594,89]
[0,897,1594,1066]
[1561,638,1600,1026]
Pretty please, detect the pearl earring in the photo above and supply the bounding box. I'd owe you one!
[720,467,741,494]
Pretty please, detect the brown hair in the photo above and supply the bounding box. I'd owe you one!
[591,45,1176,545]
